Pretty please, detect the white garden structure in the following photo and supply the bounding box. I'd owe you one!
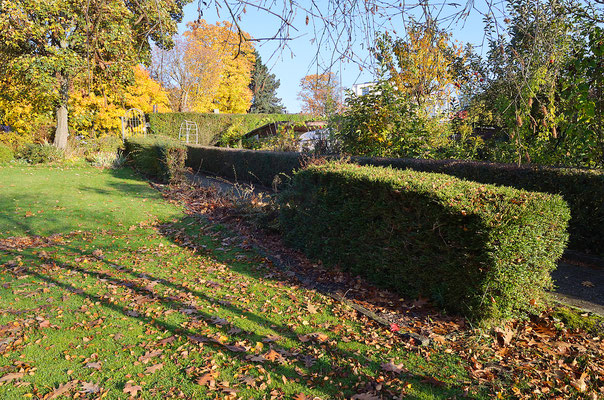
[178,120,199,144]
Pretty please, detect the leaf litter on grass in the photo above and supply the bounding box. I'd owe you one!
[0,172,602,399]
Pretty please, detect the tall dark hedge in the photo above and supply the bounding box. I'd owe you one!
[186,145,302,189]
[124,136,187,183]
[279,162,570,325]
[147,113,308,146]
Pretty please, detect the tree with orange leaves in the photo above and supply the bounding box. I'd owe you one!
[152,20,255,114]
[376,20,463,110]
[184,20,255,113]
[297,73,342,117]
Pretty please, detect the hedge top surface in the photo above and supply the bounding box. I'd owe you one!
[302,162,566,225]
[125,135,186,149]
[356,155,604,178]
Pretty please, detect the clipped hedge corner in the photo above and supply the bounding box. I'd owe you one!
[124,136,187,183]
[279,162,570,325]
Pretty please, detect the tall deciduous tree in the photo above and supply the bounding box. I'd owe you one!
[298,73,342,117]
[485,0,573,165]
[183,20,255,113]
[376,20,463,109]
[152,35,221,112]
[249,50,285,114]
[70,66,171,137]
[0,0,187,149]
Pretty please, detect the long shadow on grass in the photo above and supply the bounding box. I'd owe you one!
[2,238,476,399]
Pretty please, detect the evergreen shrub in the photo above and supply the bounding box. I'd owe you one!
[124,136,187,183]
[186,145,302,189]
[279,162,570,325]
[184,145,600,256]
[355,156,604,256]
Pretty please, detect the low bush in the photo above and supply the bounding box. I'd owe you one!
[335,81,449,158]
[0,144,14,163]
[89,152,126,169]
[186,145,303,189]
[279,162,570,325]
[16,143,63,164]
[147,113,310,146]
[124,136,187,183]
[82,135,124,155]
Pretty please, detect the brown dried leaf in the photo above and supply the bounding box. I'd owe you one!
[298,334,310,343]
[310,332,329,342]
[306,303,319,314]
[196,372,217,387]
[0,372,24,383]
[570,372,588,393]
[123,382,142,396]
[225,344,247,353]
[494,326,514,347]
[246,354,266,363]
[39,320,51,328]
[158,335,176,346]
[381,361,407,374]
[238,375,256,387]
[144,363,163,374]
[80,381,102,394]
[48,380,78,399]
[85,361,102,370]
[139,349,162,364]
[264,349,281,362]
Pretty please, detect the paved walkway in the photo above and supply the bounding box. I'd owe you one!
[551,260,604,315]
[189,172,604,316]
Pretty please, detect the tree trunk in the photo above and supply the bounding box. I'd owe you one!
[53,72,69,149]
[54,105,69,149]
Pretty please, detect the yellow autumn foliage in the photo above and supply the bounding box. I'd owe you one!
[0,78,54,148]
[0,65,170,147]
[378,22,463,109]
[70,66,171,138]
[184,20,255,113]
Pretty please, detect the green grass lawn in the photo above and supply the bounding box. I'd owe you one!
[0,165,181,238]
[0,166,477,399]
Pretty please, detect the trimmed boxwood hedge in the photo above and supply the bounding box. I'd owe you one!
[186,145,603,256]
[354,157,604,257]
[124,136,187,183]
[147,113,309,145]
[279,162,570,325]
[186,145,302,189]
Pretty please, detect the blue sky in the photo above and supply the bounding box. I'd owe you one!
[176,2,506,113]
